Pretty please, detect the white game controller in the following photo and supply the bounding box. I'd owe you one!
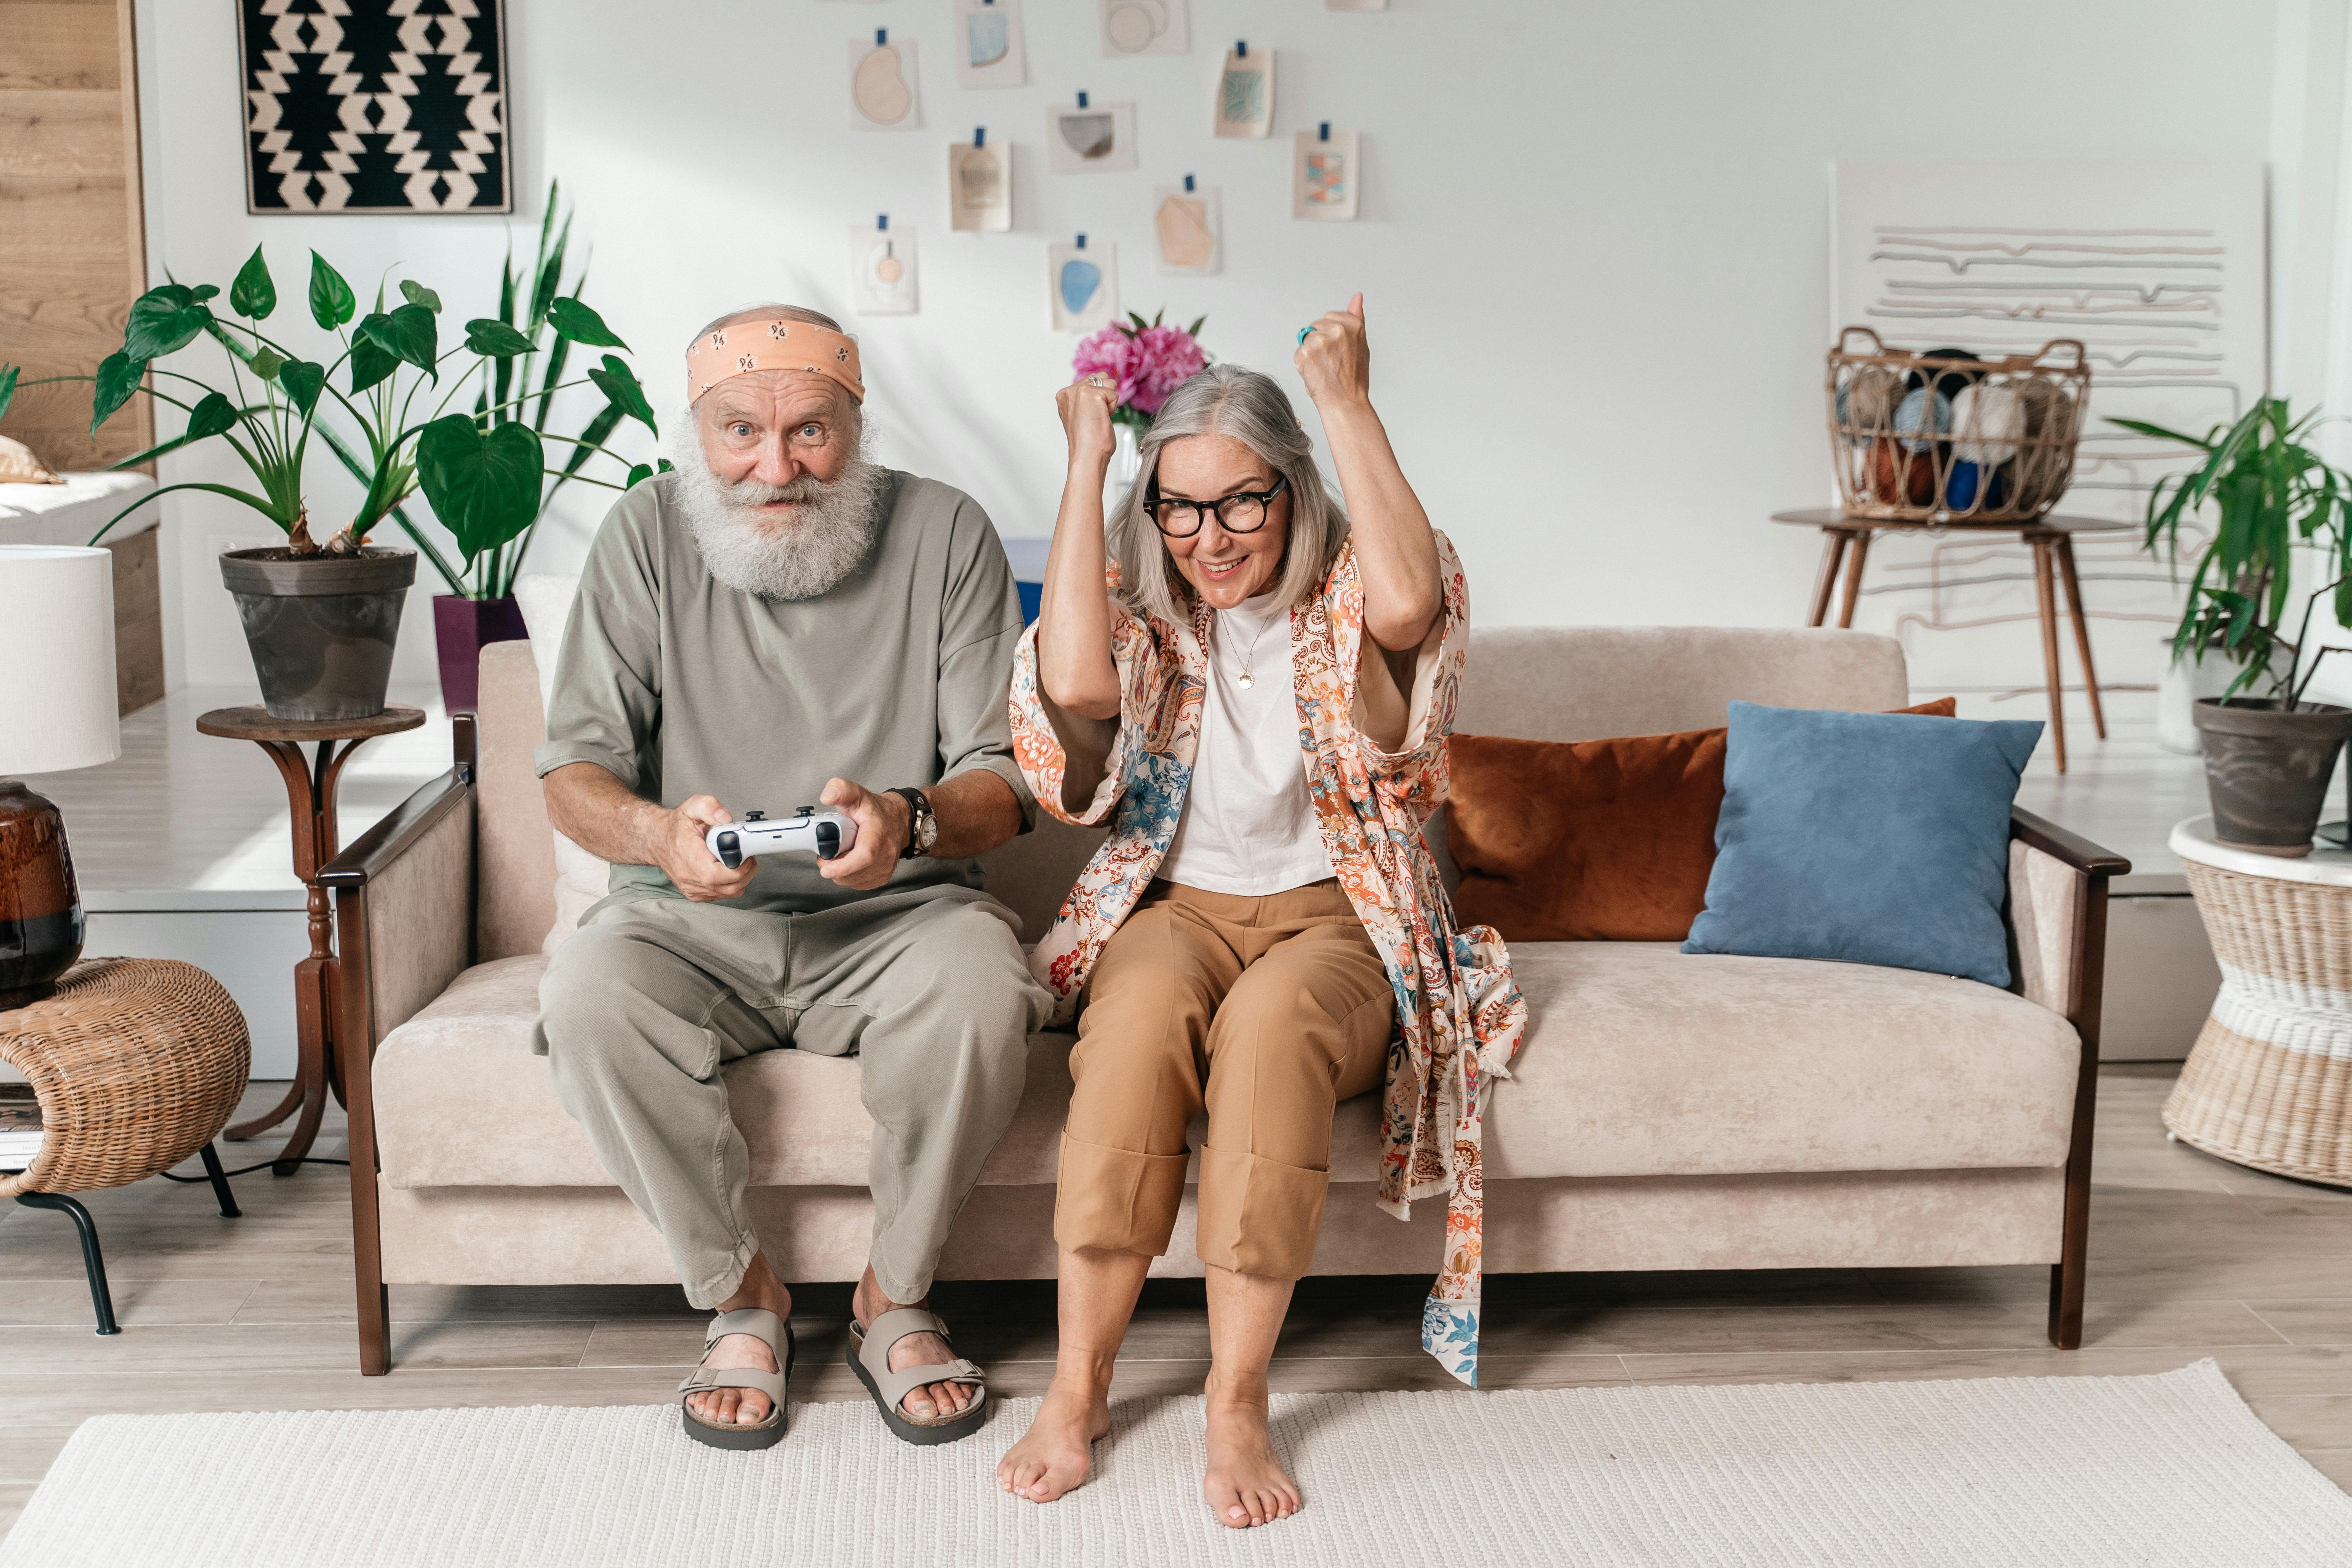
[706,808,859,868]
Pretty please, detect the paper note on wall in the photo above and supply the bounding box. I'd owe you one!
[1101,0,1188,57]
[955,0,1027,89]
[949,142,1013,232]
[1047,101,1137,174]
[1212,48,1272,140]
[1050,241,1118,332]
[849,223,918,314]
[1152,184,1221,275]
[848,36,920,131]
[1292,129,1359,221]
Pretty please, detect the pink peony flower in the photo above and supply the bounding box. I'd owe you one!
[1072,315,1209,417]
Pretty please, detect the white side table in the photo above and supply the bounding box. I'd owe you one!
[2164,815,2352,1187]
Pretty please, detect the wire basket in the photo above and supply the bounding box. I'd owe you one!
[1826,327,2090,523]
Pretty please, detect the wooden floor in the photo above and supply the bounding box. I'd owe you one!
[1,1065,2347,1534]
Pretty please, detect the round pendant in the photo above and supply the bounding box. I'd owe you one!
[1236,671,1256,690]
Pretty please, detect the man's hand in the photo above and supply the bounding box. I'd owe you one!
[817,778,913,891]
[660,794,760,902]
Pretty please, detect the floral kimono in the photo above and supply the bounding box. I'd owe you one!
[1009,531,1527,1385]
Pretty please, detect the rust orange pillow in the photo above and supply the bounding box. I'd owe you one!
[1446,699,1957,942]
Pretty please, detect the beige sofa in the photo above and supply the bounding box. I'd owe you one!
[323,624,2125,1375]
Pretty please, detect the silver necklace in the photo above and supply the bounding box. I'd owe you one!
[1227,606,1278,691]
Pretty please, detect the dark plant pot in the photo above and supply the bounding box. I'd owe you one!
[220,548,417,722]
[2191,697,2352,857]
[432,594,530,715]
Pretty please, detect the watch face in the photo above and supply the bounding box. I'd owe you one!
[915,809,939,852]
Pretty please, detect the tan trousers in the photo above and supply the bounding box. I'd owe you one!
[1056,879,1393,1281]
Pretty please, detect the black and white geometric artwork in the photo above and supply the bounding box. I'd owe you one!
[238,0,512,214]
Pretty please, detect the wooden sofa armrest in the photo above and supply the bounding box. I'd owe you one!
[2004,803,2129,1354]
[321,715,480,1377]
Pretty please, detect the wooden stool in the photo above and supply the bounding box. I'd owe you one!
[0,958,252,1332]
[196,705,424,1174]
[2164,818,2352,1188]
[1772,509,2127,773]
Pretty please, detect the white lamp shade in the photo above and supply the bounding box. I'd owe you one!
[0,546,120,774]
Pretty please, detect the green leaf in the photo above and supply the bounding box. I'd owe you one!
[625,463,654,488]
[308,252,356,329]
[279,359,326,415]
[586,354,657,437]
[658,457,673,473]
[463,318,534,357]
[250,346,286,381]
[398,279,443,313]
[230,246,277,320]
[0,364,16,425]
[416,416,545,565]
[350,337,397,394]
[190,284,219,302]
[90,352,148,432]
[184,391,239,441]
[545,296,625,348]
[359,304,438,377]
[123,285,217,358]
[1186,315,1207,338]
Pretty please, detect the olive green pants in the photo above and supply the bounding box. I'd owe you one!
[533,887,1051,1307]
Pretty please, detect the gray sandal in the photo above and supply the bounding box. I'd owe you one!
[846,1306,989,1446]
[678,1306,793,1450]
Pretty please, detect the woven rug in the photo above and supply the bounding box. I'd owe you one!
[5,1361,2345,1567]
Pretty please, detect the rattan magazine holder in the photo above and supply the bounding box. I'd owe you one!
[1826,328,2090,524]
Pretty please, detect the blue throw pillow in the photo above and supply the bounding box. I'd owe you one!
[1680,701,2043,986]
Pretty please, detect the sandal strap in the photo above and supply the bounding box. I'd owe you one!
[857,1307,986,1412]
[870,1356,986,1413]
[678,1308,789,1404]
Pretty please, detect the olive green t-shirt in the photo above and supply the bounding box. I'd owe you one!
[532,468,1034,915]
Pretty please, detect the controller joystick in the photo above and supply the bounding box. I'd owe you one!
[706,806,859,869]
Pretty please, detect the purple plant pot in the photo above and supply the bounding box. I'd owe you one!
[432,594,530,715]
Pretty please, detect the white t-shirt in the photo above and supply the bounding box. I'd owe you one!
[1156,589,1336,895]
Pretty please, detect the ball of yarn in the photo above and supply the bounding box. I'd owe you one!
[1906,346,1984,399]
[2007,380,2074,510]
[1893,387,1951,454]
[1943,459,2009,512]
[1835,366,1904,434]
[1951,383,2023,466]
[1870,438,1936,505]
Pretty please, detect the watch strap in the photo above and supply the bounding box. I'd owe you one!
[888,787,934,860]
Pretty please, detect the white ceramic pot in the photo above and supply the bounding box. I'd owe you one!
[1102,422,1142,520]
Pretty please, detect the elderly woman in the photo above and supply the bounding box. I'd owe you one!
[995,297,1524,1527]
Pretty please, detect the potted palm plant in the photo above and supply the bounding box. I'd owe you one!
[2122,399,2352,855]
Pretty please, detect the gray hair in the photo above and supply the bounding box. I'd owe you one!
[1112,364,1348,624]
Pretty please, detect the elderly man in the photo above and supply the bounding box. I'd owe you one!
[531,304,1049,1450]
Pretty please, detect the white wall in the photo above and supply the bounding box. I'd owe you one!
[134,0,2282,692]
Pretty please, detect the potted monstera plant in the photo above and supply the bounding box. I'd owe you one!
[0,235,655,721]
[2125,399,2352,855]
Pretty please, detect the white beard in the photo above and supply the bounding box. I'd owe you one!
[669,435,887,602]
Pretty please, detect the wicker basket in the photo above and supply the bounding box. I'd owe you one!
[0,957,250,1201]
[1826,327,2090,523]
[2164,862,2352,1188]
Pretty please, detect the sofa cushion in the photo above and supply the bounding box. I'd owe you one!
[1446,700,1955,943]
[1684,701,2042,987]
[375,942,2079,1191]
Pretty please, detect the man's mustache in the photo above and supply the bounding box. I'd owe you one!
[721,473,832,507]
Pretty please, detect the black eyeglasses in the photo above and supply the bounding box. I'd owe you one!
[1142,474,1289,538]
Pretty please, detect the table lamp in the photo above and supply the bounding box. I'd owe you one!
[0,546,120,1007]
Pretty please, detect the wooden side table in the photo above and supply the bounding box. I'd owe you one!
[2164,816,2352,1187]
[1771,509,2130,773]
[196,705,424,1175]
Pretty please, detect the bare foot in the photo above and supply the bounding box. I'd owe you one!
[996,1379,1112,1502]
[1201,1371,1299,1528]
[853,1266,975,1421]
